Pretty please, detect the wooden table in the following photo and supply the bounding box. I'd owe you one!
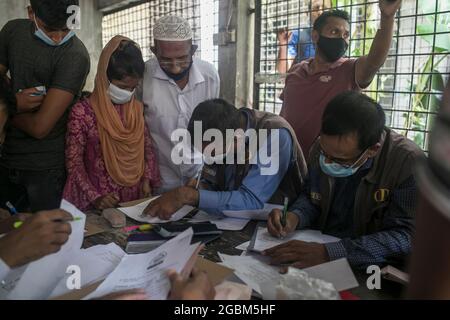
[83,212,404,300]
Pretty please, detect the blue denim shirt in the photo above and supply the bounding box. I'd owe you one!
[288,29,316,63]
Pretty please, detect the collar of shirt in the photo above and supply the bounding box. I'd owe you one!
[360,157,374,172]
[153,57,206,90]
[301,57,348,76]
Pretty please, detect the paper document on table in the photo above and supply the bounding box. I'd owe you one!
[190,211,250,231]
[86,228,199,300]
[219,253,280,295]
[118,197,194,224]
[303,258,358,292]
[49,243,126,298]
[251,227,340,253]
[220,254,358,296]
[223,204,283,221]
[236,241,250,251]
[6,200,86,300]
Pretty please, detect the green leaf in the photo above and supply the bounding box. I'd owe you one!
[417,0,437,15]
[417,23,450,53]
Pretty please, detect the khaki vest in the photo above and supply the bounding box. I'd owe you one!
[308,129,425,236]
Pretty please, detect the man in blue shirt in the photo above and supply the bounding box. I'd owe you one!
[264,91,424,270]
[143,99,307,220]
[276,0,331,74]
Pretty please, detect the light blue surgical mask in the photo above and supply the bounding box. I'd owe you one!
[34,17,75,47]
[319,152,368,178]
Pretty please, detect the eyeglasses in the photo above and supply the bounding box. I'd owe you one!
[319,148,368,169]
[158,57,192,69]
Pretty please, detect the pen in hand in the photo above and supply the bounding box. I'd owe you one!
[195,168,203,190]
[280,197,289,239]
[14,217,83,229]
[6,201,18,216]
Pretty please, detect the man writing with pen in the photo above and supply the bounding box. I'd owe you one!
[264,91,423,271]
[142,99,308,219]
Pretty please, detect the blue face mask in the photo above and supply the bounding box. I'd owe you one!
[162,60,193,82]
[319,153,367,178]
[34,17,75,47]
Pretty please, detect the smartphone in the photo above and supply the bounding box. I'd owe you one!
[162,223,223,237]
[29,86,47,97]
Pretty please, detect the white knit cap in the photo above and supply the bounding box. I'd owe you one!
[153,15,193,42]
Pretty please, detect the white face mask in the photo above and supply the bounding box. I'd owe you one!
[107,83,135,105]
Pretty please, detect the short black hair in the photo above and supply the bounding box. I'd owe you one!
[313,9,350,33]
[30,0,79,30]
[107,41,145,81]
[188,99,241,145]
[0,77,15,110]
[321,91,386,151]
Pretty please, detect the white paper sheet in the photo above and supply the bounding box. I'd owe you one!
[86,228,198,300]
[223,204,283,221]
[219,254,280,295]
[118,197,194,224]
[191,211,250,231]
[236,241,250,251]
[49,243,126,298]
[252,227,340,252]
[220,254,358,296]
[6,200,86,300]
[303,258,359,292]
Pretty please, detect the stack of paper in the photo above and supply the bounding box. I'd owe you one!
[219,254,358,296]
[49,243,126,298]
[85,228,200,300]
[1,200,86,300]
[118,197,194,224]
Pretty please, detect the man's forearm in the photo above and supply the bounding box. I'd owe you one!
[366,15,395,72]
[11,113,44,139]
[277,44,289,74]
[179,186,200,207]
[325,227,413,270]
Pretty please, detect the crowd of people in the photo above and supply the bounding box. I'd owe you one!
[0,0,443,299]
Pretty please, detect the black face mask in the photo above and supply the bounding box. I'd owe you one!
[317,36,349,62]
[162,59,193,82]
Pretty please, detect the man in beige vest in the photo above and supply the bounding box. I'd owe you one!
[143,99,307,219]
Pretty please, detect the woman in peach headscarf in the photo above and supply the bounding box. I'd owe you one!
[63,36,160,211]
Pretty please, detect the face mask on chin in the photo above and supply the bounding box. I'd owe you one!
[317,35,349,63]
[161,60,193,82]
[33,16,75,47]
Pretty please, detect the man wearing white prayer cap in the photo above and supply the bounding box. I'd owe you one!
[139,15,220,193]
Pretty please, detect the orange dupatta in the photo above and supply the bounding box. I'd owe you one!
[89,35,145,187]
